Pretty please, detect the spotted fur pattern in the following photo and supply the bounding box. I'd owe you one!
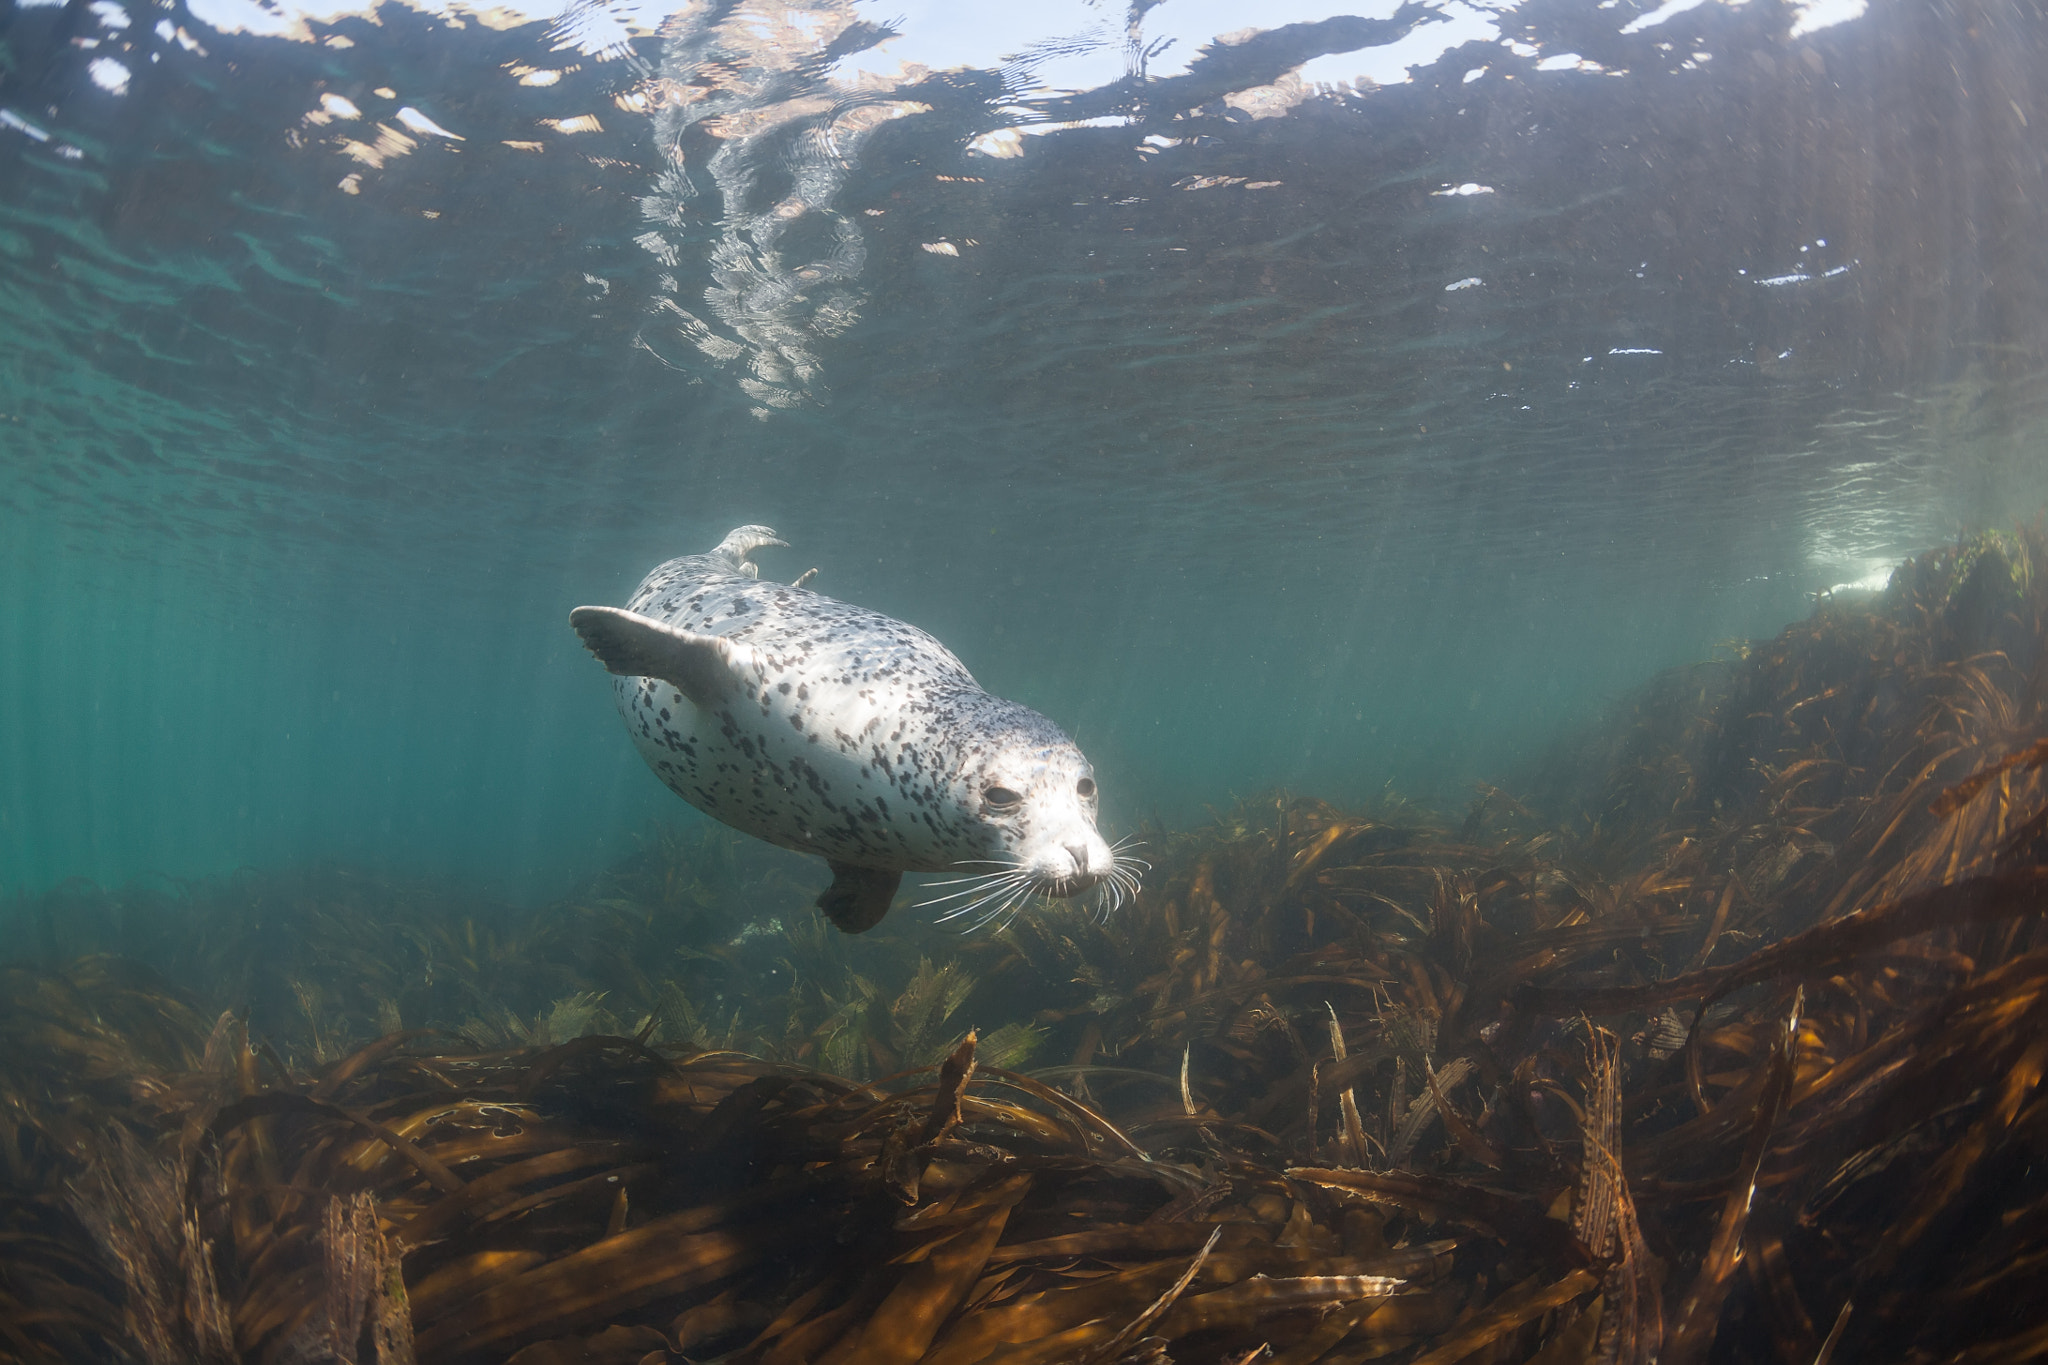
[606,527,1109,882]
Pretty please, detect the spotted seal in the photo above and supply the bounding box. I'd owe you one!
[570,526,1138,933]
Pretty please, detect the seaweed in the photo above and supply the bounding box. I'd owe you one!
[2,520,2047,1362]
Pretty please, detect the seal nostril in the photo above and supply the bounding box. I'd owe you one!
[1066,843,1090,877]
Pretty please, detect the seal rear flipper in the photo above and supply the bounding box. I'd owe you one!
[568,606,759,709]
[818,862,902,934]
[711,525,788,579]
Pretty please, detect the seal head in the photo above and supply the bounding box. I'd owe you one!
[570,526,1134,933]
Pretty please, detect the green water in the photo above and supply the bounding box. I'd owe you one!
[3,0,2045,900]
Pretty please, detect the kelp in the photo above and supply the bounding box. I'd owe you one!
[2,521,2047,1363]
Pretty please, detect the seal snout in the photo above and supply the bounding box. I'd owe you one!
[1033,829,1116,899]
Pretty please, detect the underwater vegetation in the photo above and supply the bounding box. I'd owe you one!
[2,522,2047,1363]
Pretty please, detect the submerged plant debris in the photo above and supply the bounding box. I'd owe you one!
[3,523,2047,1364]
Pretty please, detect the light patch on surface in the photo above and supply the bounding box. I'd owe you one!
[1,110,52,142]
[1299,0,1500,88]
[548,0,653,59]
[1537,52,1610,72]
[338,123,417,167]
[395,105,464,138]
[636,1,932,409]
[1826,561,1895,595]
[1463,65,1488,83]
[920,241,960,255]
[337,172,362,193]
[1609,346,1664,355]
[542,114,603,134]
[739,378,802,406]
[1791,0,1866,37]
[1445,276,1483,291]
[508,62,572,86]
[179,0,665,45]
[1234,71,1320,116]
[967,128,1025,158]
[834,0,1108,84]
[929,6,1123,95]
[503,139,544,151]
[149,0,1525,106]
[90,2,130,29]
[321,93,362,119]
[1757,272,1810,287]
[1015,115,1134,137]
[1431,182,1494,196]
[87,57,131,94]
[1620,0,1710,33]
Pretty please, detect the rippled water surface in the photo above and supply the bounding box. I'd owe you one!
[3,0,2044,894]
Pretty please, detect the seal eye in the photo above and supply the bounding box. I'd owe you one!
[1076,778,1097,799]
[983,785,1023,812]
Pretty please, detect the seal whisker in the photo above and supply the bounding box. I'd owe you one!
[969,879,1037,933]
[1091,879,1120,923]
[918,881,1012,908]
[932,872,1034,923]
[1092,860,1141,923]
[966,881,1038,935]
[949,892,1024,932]
[988,901,1034,935]
[921,863,1024,888]
[921,872,1029,912]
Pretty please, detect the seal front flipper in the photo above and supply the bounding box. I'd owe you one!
[818,862,902,934]
[568,605,759,709]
